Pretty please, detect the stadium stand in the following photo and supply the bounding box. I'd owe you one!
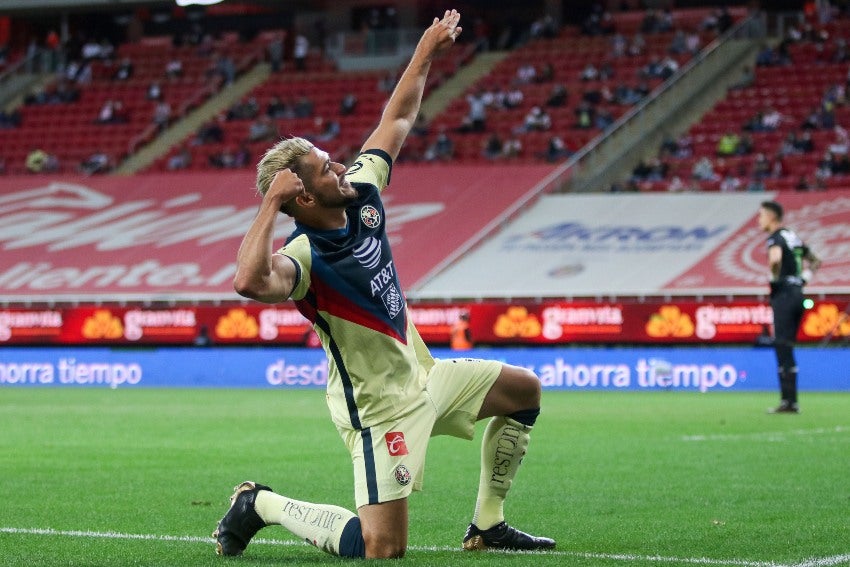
[0,32,264,175]
[621,14,850,192]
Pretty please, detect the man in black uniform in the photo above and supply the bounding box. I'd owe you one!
[758,201,821,414]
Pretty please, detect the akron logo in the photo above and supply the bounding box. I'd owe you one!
[360,205,381,229]
[353,237,382,269]
[394,464,411,486]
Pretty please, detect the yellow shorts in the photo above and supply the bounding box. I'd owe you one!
[337,358,502,509]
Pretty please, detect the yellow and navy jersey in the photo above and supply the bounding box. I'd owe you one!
[280,149,435,430]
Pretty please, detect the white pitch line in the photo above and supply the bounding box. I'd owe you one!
[793,555,850,567]
[681,426,849,443]
[0,526,787,566]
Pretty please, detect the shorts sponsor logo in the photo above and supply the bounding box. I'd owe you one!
[360,205,380,229]
[385,431,408,456]
[394,464,411,486]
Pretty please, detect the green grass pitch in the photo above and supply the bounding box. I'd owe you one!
[0,388,848,567]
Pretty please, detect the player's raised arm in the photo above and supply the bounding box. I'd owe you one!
[233,169,303,304]
[361,9,462,161]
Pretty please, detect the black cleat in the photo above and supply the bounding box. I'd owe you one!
[767,401,800,414]
[212,481,272,556]
[462,521,555,551]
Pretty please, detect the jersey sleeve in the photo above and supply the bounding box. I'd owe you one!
[278,234,312,301]
[344,149,393,192]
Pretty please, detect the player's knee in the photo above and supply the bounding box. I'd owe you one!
[517,367,542,407]
[363,533,406,559]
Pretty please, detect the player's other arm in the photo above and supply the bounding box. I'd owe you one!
[234,170,303,303]
[768,245,782,280]
[802,247,821,282]
[360,9,462,161]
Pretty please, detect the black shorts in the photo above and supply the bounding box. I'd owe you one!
[770,284,804,345]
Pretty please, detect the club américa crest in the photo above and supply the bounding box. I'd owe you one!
[360,205,381,229]
[394,464,411,486]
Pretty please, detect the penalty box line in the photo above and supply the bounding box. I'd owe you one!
[4,526,844,566]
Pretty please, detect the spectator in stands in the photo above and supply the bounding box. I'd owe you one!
[228,97,260,121]
[79,150,111,175]
[611,33,627,58]
[0,109,21,128]
[459,90,487,133]
[738,133,754,155]
[595,108,614,129]
[761,107,784,131]
[96,99,128,124]
[717,8,734,34]
[294,32,309,71]
[113,57,134,81]
[795,175,814,191]
[212,53,236,85]
[411,113,428,137]
[294,95,314,118]
[267,96,290,119]
[503,86,524,109]
[746,176,766,192]
[720,173,742,192]
[529,14,559,39]
[628,34,646,57]
[268,31,285,72]
[153,101,172,132]
[514,61,536,84]
[669,30,687,55]
[545,136,572,162]
[165,57,183,80]
[752,153,771,179]
[685,29,701,54]
[716,132,740,156]
[536,62,554,83]
[424,127,454,161]
[147,81,163,101]
[247,115,279,143]
[518,106,551,133]
[796,130,815,153]
[167,146,192,171]
[574,101,595,129]
[193,118,224,145]
[482,133,504,160]
[828,125,849,155]
[801,107,822,130]
[314,117,341,142]
[546,83,568,107]
[340,92,358,116]
[502,136,522,159]
[378,71,396,92]
[692,156,718,181]
[25,148,60,173]
[210,144,250,169]
[580,63,599,82]
[816,151,838,179]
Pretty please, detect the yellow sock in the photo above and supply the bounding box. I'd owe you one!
[472,416,531,530]
[255,491,358,556]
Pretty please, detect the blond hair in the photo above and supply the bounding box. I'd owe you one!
[255,137,314,197]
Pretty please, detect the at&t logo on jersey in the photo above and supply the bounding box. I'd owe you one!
[360,205,381,229]
[353,237,382,269]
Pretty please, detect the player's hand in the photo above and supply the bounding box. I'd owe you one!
[420,9,462,56]
[801,268,813,283]
[266,168,305,209]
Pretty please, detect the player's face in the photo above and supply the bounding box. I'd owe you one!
[758,207,776,231]
[300,147,357,208]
